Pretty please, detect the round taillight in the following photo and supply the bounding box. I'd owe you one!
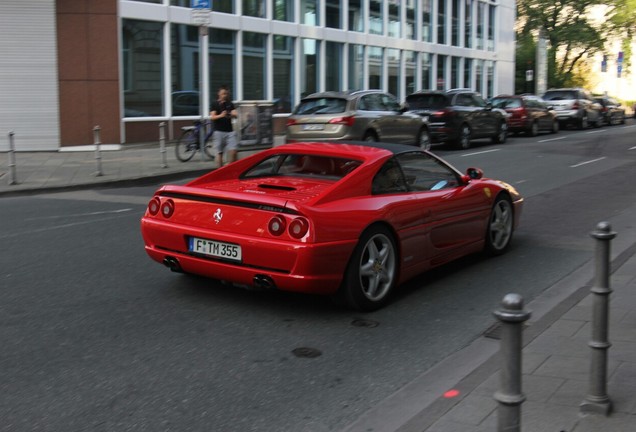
[148,197,161,215]
[160,199,175,218]
[288,217,309,239]
[268,215,287,236]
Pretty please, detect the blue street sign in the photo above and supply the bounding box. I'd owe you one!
[191,0,210,9]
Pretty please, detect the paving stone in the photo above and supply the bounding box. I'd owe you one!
[440,393,497,426]
[534,355,620,382]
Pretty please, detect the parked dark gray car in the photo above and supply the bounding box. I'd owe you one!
[285,90,431,149]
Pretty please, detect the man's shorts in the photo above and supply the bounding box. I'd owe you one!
[213,130,237,154]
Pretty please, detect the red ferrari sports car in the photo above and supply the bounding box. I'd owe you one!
[141,141,523,311]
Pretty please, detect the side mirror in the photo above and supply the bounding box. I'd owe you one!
[466,167,483,180]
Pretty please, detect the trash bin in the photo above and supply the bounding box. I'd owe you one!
[236,101,274,150]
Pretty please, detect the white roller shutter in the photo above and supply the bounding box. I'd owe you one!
[0,0,60,151]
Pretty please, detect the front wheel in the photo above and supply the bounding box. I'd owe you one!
[334,227,398,311]
[455,124,471,149]
[176,130,198,162]
[363,131,378,142]
[492,121,508,144]
[551,119,559,134]
[484,195,514,256]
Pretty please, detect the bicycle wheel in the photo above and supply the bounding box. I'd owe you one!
[202,134,216,160]
[175,129,198,162]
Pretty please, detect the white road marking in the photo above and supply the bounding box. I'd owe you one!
[0,213,134,240]
[25,208,133,221]
[515,180,528,184]
[629,146,636,150]
[460,149,501,157]
[570,157,606,168]
[585,129,604,134]
[538,136,566,143]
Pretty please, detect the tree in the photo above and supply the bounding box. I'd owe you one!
[517,0,609,88]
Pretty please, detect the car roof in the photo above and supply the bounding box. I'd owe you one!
[301,90,390,100]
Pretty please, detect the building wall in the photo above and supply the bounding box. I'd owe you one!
[0,0,60,151]
[57,0,121,147]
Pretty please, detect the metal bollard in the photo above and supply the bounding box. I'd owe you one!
[580,221,616,415]
[159,122,168,168]
[93,125,103,176]
[7,131,17,185]
[493,293,531,432]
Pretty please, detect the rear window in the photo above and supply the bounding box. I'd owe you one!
[543,90,577,101]
[491,98,522,109]
[406,94,448,110]
[294,98,347,115]
[241,154,362,180]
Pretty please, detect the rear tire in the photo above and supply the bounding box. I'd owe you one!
[176,130,198,162]
[363,131,378,142]
[334,226,398,311]
[528,121,539,137]
[416,127,431,150]
[492,121,508,144]
[551,119,559,134]
[578,115,588,130]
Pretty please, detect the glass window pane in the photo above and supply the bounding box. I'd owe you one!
[477,2,485,50]
[451,56,460,89]
[243,0,265,18]
[437,54,446,90]
[325,41,343,91]
[349,0,364,32]
[209,28,236,102]
[475,59,483,94]
[301,38,319,97]
[348,44,364,90]
[242,32,266,100]
[488,4,496,51]
[135,0,161,3]
[388,2,400,38]
[406,1,416,40]
[171,23,200,116]
[370,1,383,35]
[302,0,319,26]
[421,0,432,42]
[326,0,342,29]
[486,60,494,98]
[452,0,460,46]
[421,52,432,90]
[437,0,446,44]
[405,50,416,95]
[273,35,294,112]
[465,0,472,48]
[214,0,234,13]
[464,58,472,89]
[273,0,294,21]
[368,46,383,89]
[122,19,163,117]
[388,49,400,98]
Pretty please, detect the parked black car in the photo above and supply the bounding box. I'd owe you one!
[491,94,559,136]
[405,89,508,149]
[593,96,626,126]
[541,88,602,129]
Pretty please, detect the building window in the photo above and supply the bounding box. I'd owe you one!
[451,56,461,88]
[325,41,343,91]
[477,1,485,50]
[242,32,266,100]
[368,46,383,89]
[209,28,236,101]
[301,38,320,97]
[302,0,319,26]
[348,44,365,90]
[370,1,383,35]
[405,1,416,40]
[421,0,433,42]
[486,60,494,97]
[171,23,200,116]
[437,54,446,90]
[475,59,483,94]
[437,0,446,44]
[122,19,164,117]
[464,58,472,89]
[273,35,294,112]
[421,52,432,90]
[388,2,400,38]
[488,4,496,51]
[388,48,400,98]
[405,50,416,95]
[326,0,342,28]
[349,0,364,32]
[464,0,472,48]
[273,0,294,21]
[452,0,460,46]
[243,0,265,18]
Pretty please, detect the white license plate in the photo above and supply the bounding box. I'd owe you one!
[302,124,324,131]
[189,237,242,261]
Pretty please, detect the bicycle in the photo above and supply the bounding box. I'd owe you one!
[175,119,215,162]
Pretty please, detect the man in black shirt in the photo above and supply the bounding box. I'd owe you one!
[209,85,238,168]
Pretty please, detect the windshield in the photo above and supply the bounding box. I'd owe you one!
[405,94,448,110]
[543,90,577,101]
[294,98,347,115]
[491,98,522,109]
[241,154,362,179]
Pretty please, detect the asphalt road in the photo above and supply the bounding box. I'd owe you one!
[2,122,636,431]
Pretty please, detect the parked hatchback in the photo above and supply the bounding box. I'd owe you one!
[405,89,508,149]
[593,96,626,126]
[541,88,602,129]
[491,94,559,136]
[286,90,430,149]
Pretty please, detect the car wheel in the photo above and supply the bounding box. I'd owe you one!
[456,124,471,149]
[551,119,559,134]
[594,115,602,128]
[416,127,431,150]
[492,121,508,144]
[484,195,514,256]
[578,115,588,130]
[336,226,398,311]
[620,114,626,125]
[528,121,539,137]
[363,131,378,142]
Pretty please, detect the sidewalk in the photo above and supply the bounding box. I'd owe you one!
[2,139,636,432]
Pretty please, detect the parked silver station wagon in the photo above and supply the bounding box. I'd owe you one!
[285,90,430,149]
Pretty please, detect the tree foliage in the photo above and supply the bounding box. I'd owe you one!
[516,0,611,89]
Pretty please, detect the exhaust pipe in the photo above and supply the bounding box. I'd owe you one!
[253,274,276,290]
[163,256,183,273]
